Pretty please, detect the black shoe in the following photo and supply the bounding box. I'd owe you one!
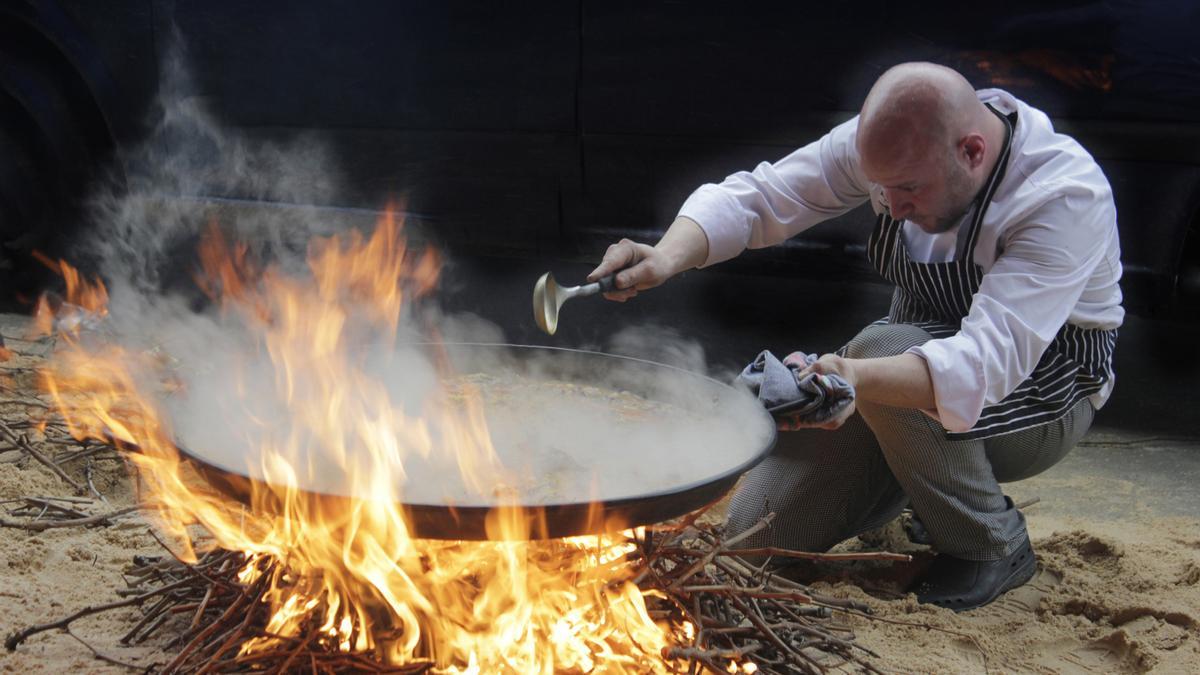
[911,535,1037,611]
[903,510,934,546]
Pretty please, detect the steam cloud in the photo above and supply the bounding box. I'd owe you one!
[65,47,772,512]
[83,51,344,295]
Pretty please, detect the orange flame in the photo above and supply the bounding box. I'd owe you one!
[38,207,685,671]
[32,250,110,338]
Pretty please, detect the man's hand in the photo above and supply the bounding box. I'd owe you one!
[587,217,711,302]
[778,352,858,431]
[791,352,858,387]
[587,239,675,302]
[778,351,938,430]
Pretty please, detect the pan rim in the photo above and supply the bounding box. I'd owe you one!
[172,342,777,539]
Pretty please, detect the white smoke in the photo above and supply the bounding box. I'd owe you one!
[605,324,708,373]
[82,48,346,296]
[68,46,772,518]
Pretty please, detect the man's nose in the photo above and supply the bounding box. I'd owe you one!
[884,189,912,219]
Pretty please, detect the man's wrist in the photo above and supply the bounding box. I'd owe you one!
[655,216,710,275]
[832,355,859,389]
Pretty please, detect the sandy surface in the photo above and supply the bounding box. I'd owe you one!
[1,325,1198,673]
[824,498,1200,673]
[697,429,1200,673]
[0,337,162,673]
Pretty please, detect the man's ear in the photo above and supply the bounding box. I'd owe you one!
[961,134,987,169]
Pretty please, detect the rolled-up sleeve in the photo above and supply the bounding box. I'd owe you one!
[909,190,1117,431]
[678,116,872,267]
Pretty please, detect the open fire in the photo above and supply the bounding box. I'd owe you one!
[34,208,738,672]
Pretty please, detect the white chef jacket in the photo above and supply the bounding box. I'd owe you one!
[677,88,1124,432]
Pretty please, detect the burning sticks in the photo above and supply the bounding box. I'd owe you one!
[6,511,912,674]
[5,547,434,673]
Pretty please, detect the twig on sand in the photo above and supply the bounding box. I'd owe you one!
[64,627,145,671]
[5,577,195,651]
[0,419,86,493]
[85,458,109,502]
[54,442,118,466]
[0,505,139,532]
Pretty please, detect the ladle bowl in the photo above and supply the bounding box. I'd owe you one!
[532,271,615,335]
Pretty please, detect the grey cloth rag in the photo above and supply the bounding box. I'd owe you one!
[736,350,856,427]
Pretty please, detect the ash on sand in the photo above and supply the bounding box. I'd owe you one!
[2,313,1199,673]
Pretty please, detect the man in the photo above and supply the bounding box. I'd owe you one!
[588,62,1123,611]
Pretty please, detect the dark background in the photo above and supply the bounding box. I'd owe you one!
[3,0,1200,432]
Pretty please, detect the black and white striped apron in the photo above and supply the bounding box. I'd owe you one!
[865,108,1117,441]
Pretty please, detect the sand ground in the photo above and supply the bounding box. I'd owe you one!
[0,311,1197,674]
[817,429,1200,673]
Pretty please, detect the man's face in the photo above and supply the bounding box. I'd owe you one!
[864,146,977,234]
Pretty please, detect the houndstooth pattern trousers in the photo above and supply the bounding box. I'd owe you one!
[726,322,1095,561]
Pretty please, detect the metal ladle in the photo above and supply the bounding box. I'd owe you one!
[532,272,617,335]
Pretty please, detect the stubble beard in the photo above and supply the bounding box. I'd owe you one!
[924,160,978,233]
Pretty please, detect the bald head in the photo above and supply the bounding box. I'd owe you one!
[857,63,986,165]
[855,63,1005,232]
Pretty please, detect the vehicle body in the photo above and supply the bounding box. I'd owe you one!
[4,0,1199,316]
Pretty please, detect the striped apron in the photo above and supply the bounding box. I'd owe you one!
[865,108,1117,441]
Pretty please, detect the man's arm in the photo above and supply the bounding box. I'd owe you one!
[590,116,871,297]
[805,353,936,410]
[681,116,872,268]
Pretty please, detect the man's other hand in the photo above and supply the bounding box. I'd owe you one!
[791,352,858,387]
[782,352,859,431]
